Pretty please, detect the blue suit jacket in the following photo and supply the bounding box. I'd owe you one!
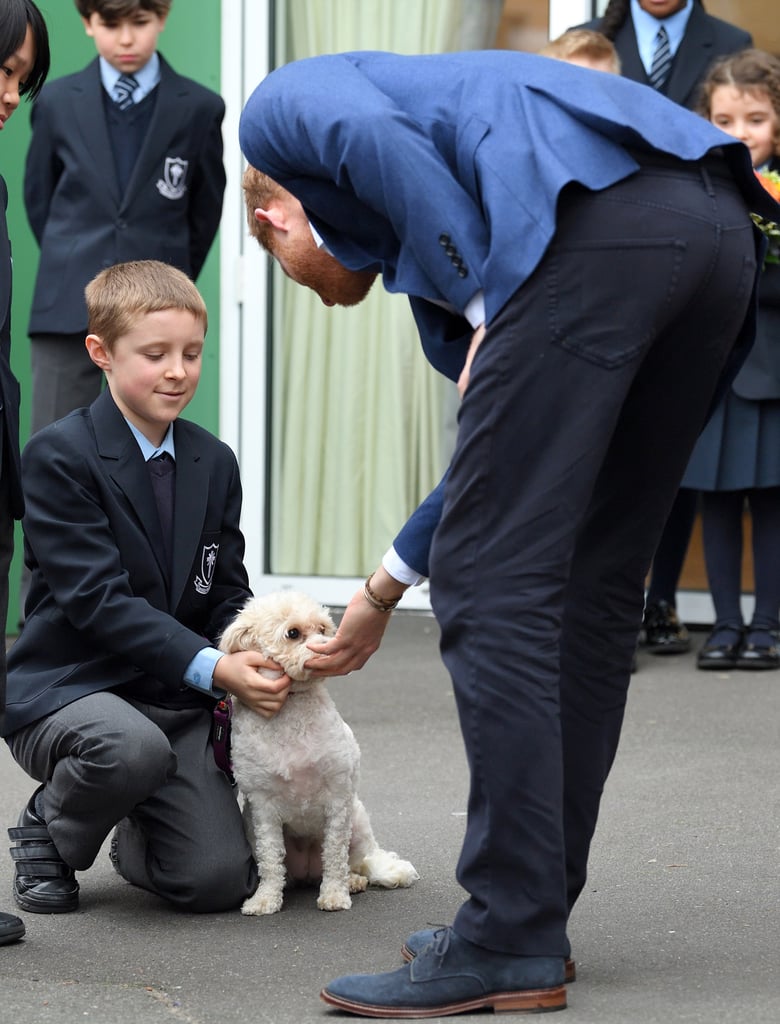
[239,50,779,577]
[2,390,251,736]
[24,55,226,335]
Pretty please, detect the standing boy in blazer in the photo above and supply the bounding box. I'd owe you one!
[580,0,751,111]
[23,0,226,437]
[4,261,290,916]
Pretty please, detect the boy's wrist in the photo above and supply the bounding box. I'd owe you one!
[184,647,225,694]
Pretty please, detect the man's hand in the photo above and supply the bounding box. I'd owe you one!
[305,567,407,677]
[213,650,291,718]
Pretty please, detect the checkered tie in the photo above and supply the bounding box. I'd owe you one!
[113,73,139,110]
[649,26,672,90]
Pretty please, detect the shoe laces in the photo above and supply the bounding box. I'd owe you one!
[430,927,452,960]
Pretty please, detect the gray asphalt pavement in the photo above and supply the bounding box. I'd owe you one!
[1,612,778,1023]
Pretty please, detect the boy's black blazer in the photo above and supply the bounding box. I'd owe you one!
[24,54,226,335]
[581,3,752,110]
[2,390,251,736]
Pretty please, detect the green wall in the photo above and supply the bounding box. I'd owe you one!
[3,1,223,630]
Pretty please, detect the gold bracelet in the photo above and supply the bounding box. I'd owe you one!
[363,574,401,613]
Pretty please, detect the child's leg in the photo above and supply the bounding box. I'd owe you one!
[8,692,176,871]
[746,487,780,639]
[111,704,257,913]
[700,489,746,637]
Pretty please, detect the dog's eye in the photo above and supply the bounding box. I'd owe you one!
[285,628,300,640]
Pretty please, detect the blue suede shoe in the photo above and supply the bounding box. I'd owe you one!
[401,927,577,984]
[320,927,567,1017]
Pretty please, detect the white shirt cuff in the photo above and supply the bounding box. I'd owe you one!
[382,547,425,587]
[464,290,485,330]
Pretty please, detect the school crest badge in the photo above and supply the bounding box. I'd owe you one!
[156,157,189,200]
[194,543,219,595]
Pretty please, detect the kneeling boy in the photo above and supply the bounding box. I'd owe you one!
[5,260,288,914]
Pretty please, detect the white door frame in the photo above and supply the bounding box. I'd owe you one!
[218,0,719,622]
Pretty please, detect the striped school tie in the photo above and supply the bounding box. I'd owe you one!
[113,73,139,110]
[649,26,672,91]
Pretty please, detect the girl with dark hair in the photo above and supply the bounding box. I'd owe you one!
[0,0,49,102]
[0,0,49,947]
[683,50,780,670]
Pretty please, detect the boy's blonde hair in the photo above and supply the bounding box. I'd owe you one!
[85,260,207,351]
[539,30,622,75]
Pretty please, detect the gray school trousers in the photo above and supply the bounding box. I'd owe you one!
[8,692,257,912]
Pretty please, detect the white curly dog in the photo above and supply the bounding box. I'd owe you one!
[219,590,419,915]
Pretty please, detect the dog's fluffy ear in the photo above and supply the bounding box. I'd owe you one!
[219,615,254,654]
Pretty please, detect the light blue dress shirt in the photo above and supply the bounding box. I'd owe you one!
[630,0,694,74]
[99,51,161,104]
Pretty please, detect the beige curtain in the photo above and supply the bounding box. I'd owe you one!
[269,0,503,575]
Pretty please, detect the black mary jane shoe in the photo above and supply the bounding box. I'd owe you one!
[8,787,79,914]
[696,631,743,671]
[737,634,780,670]
[642,600,690,654]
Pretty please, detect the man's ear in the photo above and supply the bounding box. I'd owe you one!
[85,334,111,372]
[254,202,289,233]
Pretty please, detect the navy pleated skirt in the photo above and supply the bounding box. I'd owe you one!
[682,391,780,491]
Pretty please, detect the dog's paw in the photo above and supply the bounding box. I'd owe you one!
[361,850,420,889]
[317,882,352,911]
[241,887,284,915]
[348,871,369,894]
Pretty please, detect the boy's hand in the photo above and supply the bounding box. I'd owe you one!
[213,650,291,718]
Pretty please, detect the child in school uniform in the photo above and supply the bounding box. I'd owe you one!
[0,0,50,948]
[23,0,226,435]
[683,50,780,670]
[4,261,290,915]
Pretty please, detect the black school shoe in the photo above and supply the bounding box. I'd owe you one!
[8,787,79,913]
[0,911,25,945]
[642,600,690,654]
[696,629,744,670]
[737,630,780,670]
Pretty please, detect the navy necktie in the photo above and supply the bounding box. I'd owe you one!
[649,26,672,91]
[113,73,139,110]
[147,452,175,568]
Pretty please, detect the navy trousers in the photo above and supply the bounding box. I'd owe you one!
[429,155,758,957]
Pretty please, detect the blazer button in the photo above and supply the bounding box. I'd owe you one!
[439,233,451,246]
[457,267,468,278]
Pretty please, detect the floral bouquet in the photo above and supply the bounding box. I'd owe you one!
[751,168,780,266]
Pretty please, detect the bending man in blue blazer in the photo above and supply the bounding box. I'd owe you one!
[240,51,779,1017]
